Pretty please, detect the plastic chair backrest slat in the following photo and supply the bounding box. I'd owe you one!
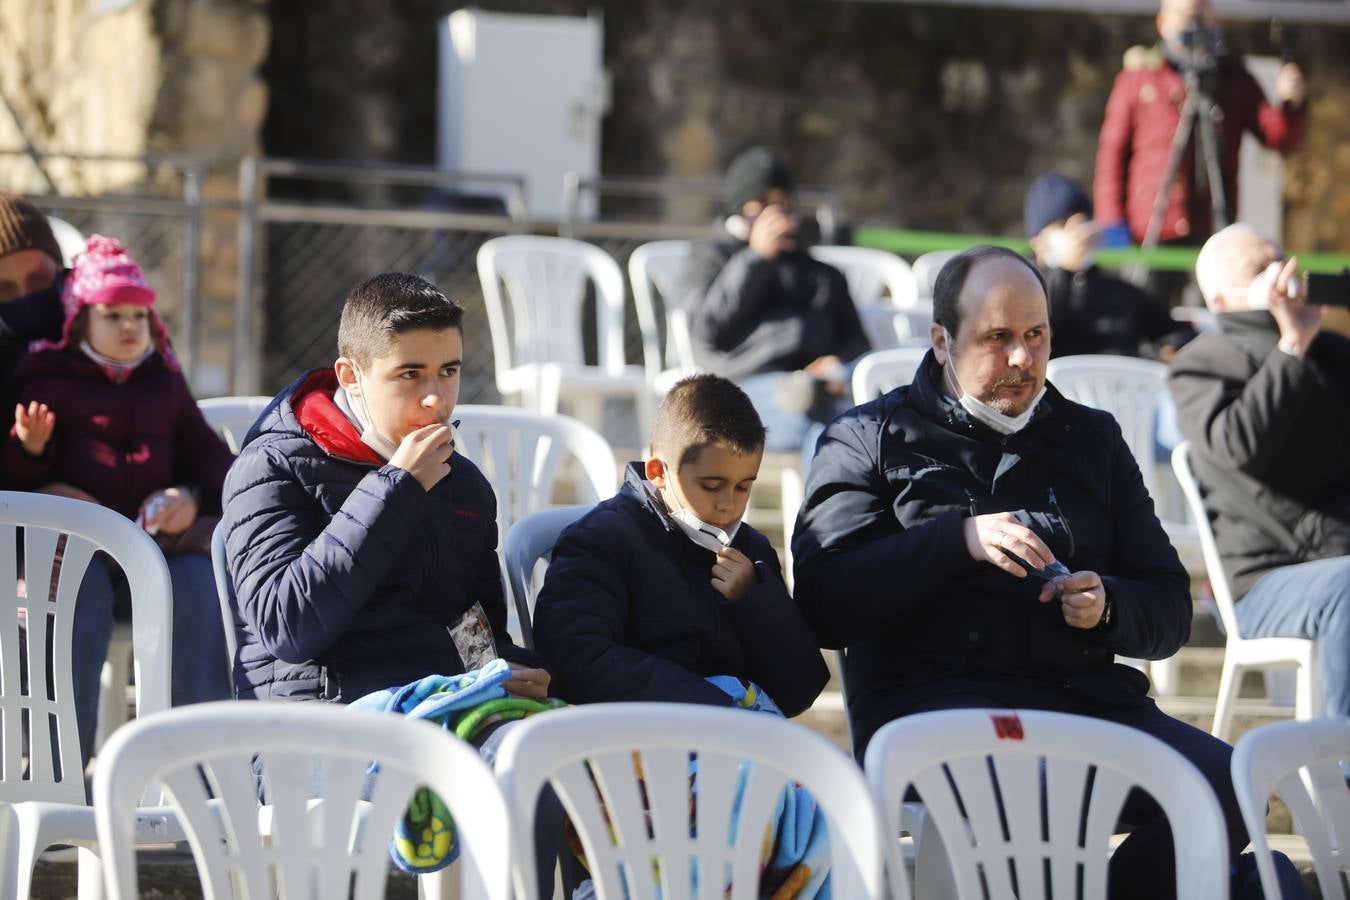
[1171,442,1241,637]
[628,240,693,379]
[810,245,920,309]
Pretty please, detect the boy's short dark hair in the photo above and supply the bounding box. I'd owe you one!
[650,374,767,467]
[338,273,464,367]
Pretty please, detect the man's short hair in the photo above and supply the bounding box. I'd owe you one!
[933,245,1048,336]
[1195,223,1279,308]
[650,374,767,468]
[338,273,463,367]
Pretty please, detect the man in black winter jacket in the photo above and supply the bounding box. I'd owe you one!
[1169,223,1350,726]
[793,246,1294,900]
[680,147,870,453]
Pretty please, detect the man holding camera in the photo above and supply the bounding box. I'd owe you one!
[1094,0,1308,249]
[1169,223,1350,727]
[680,146,869,453]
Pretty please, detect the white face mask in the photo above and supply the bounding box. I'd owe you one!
[348,367,402,461]
[1044,229,1095,271]
[647,471,742,553]
[943,328,1046,436]
[1244,261,1299,311]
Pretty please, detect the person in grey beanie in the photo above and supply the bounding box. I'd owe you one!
[679,147,870,455]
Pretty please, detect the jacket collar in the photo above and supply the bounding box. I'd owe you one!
[621,462,679,535]
[290,369,385,466]
[1216,309,1280,342]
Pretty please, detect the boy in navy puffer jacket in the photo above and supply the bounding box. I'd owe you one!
[533,374,827,717]
[220,273,547,703]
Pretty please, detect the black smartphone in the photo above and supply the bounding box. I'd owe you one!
[1304,269,1350,308]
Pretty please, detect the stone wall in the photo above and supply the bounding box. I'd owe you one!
[263,1,1350,250]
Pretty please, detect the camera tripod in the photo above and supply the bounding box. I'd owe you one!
[1139,55,1229,255]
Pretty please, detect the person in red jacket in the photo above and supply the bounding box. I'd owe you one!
[4,235,236,767]
[1093,0,1308,250]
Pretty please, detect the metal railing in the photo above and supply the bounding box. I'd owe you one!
[236,157,530,397]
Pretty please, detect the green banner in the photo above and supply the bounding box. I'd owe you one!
[854,227,1350,274]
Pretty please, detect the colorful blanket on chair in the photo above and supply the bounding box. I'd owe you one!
[565,677,831,900]
[353,659,565,875]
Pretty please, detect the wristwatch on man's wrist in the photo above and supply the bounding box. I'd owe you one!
[1095,594,1114,630]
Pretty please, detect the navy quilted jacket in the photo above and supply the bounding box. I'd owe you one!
[220,369,543,702]
[533,464,828,717]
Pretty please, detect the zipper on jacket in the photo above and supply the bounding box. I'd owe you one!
[1047,487,1076,559]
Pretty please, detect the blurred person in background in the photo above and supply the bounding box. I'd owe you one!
[1169,223,1350,734]
[0,193,65,447]
[1025,173,1191,361]
[680,146,869,456]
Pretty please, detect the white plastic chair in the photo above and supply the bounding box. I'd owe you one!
[495,702,886,900]
[629,240,699,393]
[1232,718,1350,900]
[810,245,921,309]
[851,346,930,405]
[1172,442,1322,741]
[0,491,179,899]
[199,395,272,453]
[452,405,617,547]
[46,216,87,267]
[864,707,1230,900]
[477,235,653,436]
[911,250,961,303]
[502,505,592,651]
[93,700,514,900]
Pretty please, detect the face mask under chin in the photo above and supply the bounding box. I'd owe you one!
[943,331,1045,436]
[349,370,402,461]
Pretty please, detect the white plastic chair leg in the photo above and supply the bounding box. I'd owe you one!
[1293,663,1317,721]
[1149,655,1181,697]
[96,629,135,751]
[419,867,461,900]
[1211,656,1241,741]
[77,844,106,899]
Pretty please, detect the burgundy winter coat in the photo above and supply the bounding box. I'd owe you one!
[3,349,234,518]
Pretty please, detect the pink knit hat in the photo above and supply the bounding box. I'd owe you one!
[29,234,178,370]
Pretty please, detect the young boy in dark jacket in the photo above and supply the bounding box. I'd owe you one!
[532,374,827,716]
[220,273,548,703]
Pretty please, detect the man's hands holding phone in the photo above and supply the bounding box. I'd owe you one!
[963,512,1107,629]
[389,423,454,492]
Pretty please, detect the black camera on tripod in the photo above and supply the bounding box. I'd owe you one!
[1173,21,1226,76]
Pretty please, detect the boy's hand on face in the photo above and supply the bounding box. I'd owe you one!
[710,546,755,601]
[14,401,56,456]
[504,663,551,701]
[389,423,453,492]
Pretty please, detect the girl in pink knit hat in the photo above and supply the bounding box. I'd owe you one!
[3,235,236,765]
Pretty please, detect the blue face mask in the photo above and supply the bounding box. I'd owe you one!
[0,274,64,343]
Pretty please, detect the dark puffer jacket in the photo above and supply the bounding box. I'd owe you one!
[220,369,543,702]
[532,464,828,717]
[4,348,233,515]
[1168,311,1350,599]
[793,352,1191,754]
